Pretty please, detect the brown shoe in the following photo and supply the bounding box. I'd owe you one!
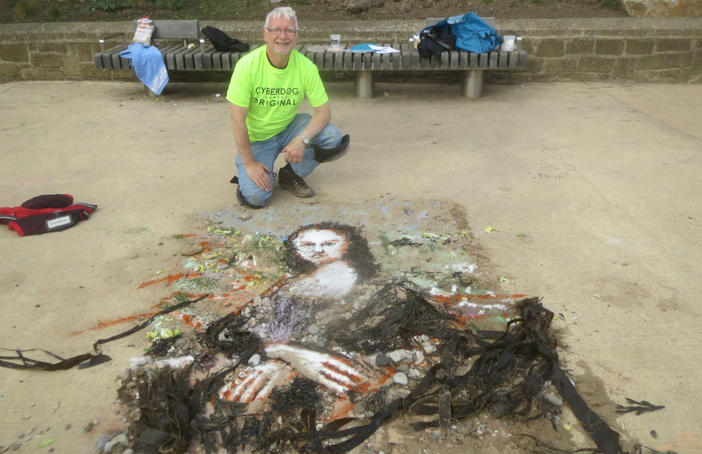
[279,164,314,198]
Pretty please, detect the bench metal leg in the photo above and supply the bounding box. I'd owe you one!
[461,70,483,99]
[355,70,374,98]
[144,84,156,97]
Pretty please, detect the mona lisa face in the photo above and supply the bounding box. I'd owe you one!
[293,229,349,266]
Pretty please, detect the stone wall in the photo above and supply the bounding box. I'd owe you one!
[0,18,700,84]
[622,0,702,18]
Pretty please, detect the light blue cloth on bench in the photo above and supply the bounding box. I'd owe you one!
[119,43,169,95]
[348,43,400,54]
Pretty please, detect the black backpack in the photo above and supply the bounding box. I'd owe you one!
[201,26,250,52]
[417,21,456,59]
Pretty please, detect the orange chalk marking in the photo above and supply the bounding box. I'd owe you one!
[68,311,160,336]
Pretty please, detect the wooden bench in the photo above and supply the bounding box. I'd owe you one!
[94,19,527,99]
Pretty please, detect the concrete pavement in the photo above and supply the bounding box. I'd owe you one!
[0,80,700,452]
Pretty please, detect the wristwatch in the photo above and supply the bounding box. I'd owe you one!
[299,133,310,145]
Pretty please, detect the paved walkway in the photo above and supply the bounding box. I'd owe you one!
[0,80,701,452]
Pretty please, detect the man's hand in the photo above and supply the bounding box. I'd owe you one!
[282,136,306,164]
[244,161,272,191]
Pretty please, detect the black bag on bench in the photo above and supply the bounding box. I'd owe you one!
[418,22,456,59]
[202,26,250,52]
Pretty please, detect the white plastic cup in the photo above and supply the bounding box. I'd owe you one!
[502,35,516,52]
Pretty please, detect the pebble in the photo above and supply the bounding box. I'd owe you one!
[422,342,437,354]
[96,434,110,451]
[393,372,408,385]
[387,350,408,363]
[22,415,31,420]
[543,392,564,407]
[123,450,134,454]
[103,433,128,452]
[239,213,253,221]
[308,324,320,335]
[375,352,391,367]
[180,247,202,257]
[84,420,99,432]
[248,354,261,366]
[65,424,72,430]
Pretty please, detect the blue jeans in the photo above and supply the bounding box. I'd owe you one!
[236,114,342,207]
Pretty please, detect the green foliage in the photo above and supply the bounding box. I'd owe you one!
[151,0,184,10]
[12,0,38,19]
[48,6,61,19]
[91,0,127,12]
[600,0,622,10]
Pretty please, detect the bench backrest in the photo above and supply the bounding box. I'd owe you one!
[132,19,200,40]
[426,16,496,27]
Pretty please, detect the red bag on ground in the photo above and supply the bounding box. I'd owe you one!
[0,194,97,236]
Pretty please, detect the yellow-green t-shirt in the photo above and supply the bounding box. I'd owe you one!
[226,46,329,143]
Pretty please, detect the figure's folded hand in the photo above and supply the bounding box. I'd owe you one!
[265,343,376,395]
[218,359,295,403]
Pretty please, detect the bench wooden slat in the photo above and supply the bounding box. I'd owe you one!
[221,51,233,71]
[342,48,353,71]
[174,46,190,71]
[498,51,508,68]
[195,47,211,70]
[211,50,223,70]
[409,48,419,70]
[110,50,123,70]
[97,44,125,70]
[371,52,380,70]
[184,47,201,70]
[352,52,361,71]
[315,51,326,70]
[160,44,180,70]
[336,48,344,70]
[440,51,449,69]
[478,52,488,68]
[391,44,402,70]
[469,52,478,68]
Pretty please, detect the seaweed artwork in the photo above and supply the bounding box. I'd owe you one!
[114,200,622,454]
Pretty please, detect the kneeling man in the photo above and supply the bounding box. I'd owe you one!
[227,6,349,208]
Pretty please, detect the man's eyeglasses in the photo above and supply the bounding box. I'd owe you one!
[265,27,299,36]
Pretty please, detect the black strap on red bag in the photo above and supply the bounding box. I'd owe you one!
[0,194,97,236]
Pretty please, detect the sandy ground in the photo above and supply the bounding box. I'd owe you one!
[0,79,701,453]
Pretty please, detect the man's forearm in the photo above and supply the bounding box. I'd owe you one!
[298,104,331,142]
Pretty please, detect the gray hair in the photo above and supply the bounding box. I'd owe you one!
[264,6,299,30]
